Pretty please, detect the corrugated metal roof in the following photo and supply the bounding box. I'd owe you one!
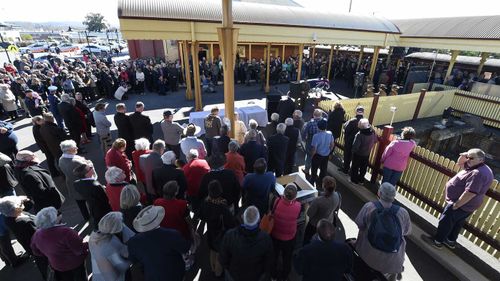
[406,52,500,67]
[393,16,500,39]
[235,0,302,7]
[118,0,400,34]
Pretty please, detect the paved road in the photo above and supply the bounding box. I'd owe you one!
[0,81,456,280]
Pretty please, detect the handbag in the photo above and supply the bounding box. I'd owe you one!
[259,197,281,234]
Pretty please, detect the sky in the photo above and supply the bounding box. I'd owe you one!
[1,0,500,27]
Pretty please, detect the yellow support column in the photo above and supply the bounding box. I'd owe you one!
[477,52,489,76]
[386,46,393,67]
[191,41,202,111]
[182,40,193,100]
[369,46,381,81]
[327,44,334,80]
[356,45,365,71]
[265,43,271,94]
[297,44,304,81]
[248,43,252,60]
[218,0,239,138]
[210,43,214,63]
[444,50,459,83]
[311,45,316,59]
[282,44,286,59]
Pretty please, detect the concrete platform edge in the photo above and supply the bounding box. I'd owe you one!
[326,161,494,281]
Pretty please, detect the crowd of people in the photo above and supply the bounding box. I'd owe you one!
[0,53,494,281]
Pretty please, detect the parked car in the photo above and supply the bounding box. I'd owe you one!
[81,44,109,56]
[19,42,49,54]
[50,43,80,53]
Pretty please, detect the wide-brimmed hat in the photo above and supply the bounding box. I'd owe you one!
[183,123,201,136]
[133,206,165,232]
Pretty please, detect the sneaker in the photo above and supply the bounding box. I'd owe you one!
[432,240,444,249]
[443,239,456,249]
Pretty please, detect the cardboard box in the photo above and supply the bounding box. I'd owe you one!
[275,172,318,203]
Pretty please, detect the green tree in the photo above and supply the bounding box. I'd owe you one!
[20,34,33,41]
[83,13,108,32]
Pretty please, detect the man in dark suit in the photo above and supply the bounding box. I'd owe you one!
[240,130,267,174]
[284,118,300,175]
[294,219,353,281]
[129,101,154,144]
[277,95,296,123]
[57,94,83,150]
[152,151,187,199]
[39,113,68,176]
[114,103,134,158]
[267,123,289,177]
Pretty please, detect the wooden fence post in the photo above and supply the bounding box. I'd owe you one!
[368,93,380,124]
[413,89,427,120]
[371,125,393,183]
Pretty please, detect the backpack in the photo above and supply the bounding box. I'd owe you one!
[367,201,402,253]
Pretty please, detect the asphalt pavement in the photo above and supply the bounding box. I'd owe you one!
[0,80,460,281]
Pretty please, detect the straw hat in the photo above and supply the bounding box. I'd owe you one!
[183,123,201,136]
[133,206,165,232]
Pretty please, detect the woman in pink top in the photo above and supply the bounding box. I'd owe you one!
[381,127,417,186]
[270,183,301,281]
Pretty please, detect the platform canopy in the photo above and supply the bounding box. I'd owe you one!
[118,0,401,46]
[393,16,500,53]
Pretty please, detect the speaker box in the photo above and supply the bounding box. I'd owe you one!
[267,94,281,119]
[289,81,309,99]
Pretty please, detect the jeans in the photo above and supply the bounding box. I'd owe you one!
[311,154,329,187]
[304,142,312,173]
[435,203,471,243]
[350,154,369,184]
[343,144,353,172]
[382,167,403,186]
[272,237,296,280]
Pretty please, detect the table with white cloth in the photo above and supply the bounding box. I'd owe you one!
[238,105,268,128]
[188,105,268,136]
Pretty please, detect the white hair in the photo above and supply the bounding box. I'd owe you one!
[379,182,396,203]
[59,139,77,153]
[152,140,166,153]
[271,113,279,122]
[105,166,126,184]
[285,118,294,126]
[120,184,140,209]
[358,118,370,129]
[188,149,199,159]
[248,119,258,129]
[60,93,71,102]
[243,206,260,226]
[161,151,176,165]
[0,196,21,217]
[134,138,150,151]
[98,212,124,234]
[293,110,302,118]
[35,207,58,229]
[276,123,286,134]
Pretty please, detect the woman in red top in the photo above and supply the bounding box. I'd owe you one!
[132,138,151,186]
[271,183,301,281]
[183,149,210,212]
[105,138,132,182]
[224,140,246,185]
[153,180,192,240]
[104,166,128,211]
